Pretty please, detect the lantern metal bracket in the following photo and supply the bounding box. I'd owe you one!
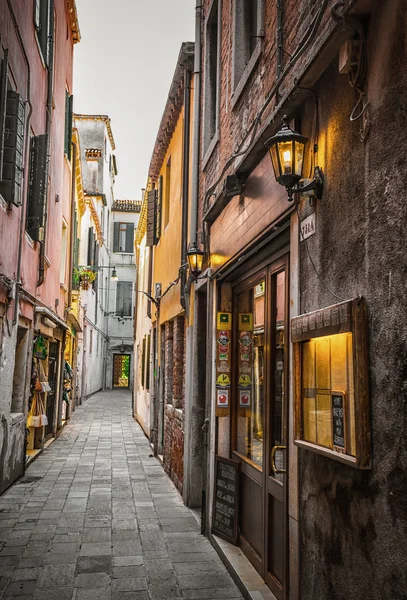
[289,166,324,203]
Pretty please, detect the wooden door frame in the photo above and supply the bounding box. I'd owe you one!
[230,254,290,599]
[112,353,131,389]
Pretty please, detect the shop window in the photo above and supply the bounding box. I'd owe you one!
[116,281,133,317]
[232,0,264,103]
[203,0,221,157]
[113,222,134,253]
[292,298,371,468]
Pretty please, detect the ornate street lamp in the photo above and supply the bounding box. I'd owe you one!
[110,267,119,282]
[186,242,204,279]
[265,116,323,202]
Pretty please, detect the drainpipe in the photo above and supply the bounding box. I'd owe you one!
[37,0,55,288]
[180,61,193,310]
[6,0,33,325]
[189,1,203,247]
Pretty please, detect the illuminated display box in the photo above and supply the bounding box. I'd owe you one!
[291,298,371,469]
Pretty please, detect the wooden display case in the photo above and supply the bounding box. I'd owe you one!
[292,298,371,469]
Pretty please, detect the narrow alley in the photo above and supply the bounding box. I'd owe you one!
[0,392,243,600]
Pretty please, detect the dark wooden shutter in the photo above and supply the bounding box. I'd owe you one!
[0,91,25,206]
[125,223,134,253]
[145,334,151,390]
[87,227,95,266]
[146,189,157,247]
[113,222,120,252]
[0,50,9,181]
[141,337,146,389]
[64,92,73,159]
[146,190,156,246]
[26,134,48,241]
[155,176,162,242]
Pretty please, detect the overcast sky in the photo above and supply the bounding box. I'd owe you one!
[73,0,195,200]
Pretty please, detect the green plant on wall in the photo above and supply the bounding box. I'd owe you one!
[73,266,97,288]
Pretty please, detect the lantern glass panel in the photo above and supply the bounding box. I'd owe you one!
[295,141,305,177]
[269,144,280,180]
[278,141,294,176]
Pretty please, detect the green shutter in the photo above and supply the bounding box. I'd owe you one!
[26,134,48,240]
[125,223,134,253]
[113,222,120,252]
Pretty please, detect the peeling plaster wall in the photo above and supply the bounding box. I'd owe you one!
[298,2,407,598]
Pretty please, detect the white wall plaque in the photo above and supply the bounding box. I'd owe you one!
[300,213,316,241]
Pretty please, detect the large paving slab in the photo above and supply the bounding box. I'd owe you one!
[0,391,243,600]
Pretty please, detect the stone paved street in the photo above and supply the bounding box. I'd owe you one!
[0,391,243,600]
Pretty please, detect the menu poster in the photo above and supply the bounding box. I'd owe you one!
[216,313,232,416]
[332,392,346,452]
[212,456,240,544]
[238,314,253,411]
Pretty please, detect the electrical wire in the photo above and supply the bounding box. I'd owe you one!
[296,204,345,302]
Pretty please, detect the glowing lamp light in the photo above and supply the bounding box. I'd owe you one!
[110,267,119,281]
[265,115,323,202]
[186,242,204,279]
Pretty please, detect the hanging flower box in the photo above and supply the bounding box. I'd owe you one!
[73,267,97,290]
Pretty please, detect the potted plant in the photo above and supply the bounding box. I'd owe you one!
[73,267,97,290]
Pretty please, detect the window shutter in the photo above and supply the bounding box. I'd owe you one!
[0,51,9,181]
[145,334,151,390]
[146,189,157,247]
[87,227,95,266]
[155,175,162,242]
[125,223,134,253]
[113,222,120,252]
[64,92,74,158]
[26,134,48,241]
[141,337,146,389]
[0,91,26,206]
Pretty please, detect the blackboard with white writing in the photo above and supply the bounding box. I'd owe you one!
[212,456,239,544]
[332,392,346,451]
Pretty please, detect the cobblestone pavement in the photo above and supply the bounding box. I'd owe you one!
[0,391,243,600]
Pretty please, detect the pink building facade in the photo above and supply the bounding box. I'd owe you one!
[0,0,80,494]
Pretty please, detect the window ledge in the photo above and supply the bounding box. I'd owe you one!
[202,129,220,171]
[0,195,8,213]
[25,232,35,248]
[231,42,262,110]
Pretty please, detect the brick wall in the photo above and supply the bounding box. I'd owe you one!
[162,316,186,493]
[198,0,337,238]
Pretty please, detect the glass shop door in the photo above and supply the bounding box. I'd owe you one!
[232,256,289,599]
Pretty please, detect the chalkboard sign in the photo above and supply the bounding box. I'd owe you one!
[332,392,346,452]
[212,456,240,544]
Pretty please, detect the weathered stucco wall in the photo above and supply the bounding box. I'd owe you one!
[298,2,407,598]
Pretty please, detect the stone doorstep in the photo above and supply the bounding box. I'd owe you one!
[210,534,278,600]
[25,422,68,469]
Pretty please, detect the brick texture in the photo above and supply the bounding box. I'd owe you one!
[162,317,186,493]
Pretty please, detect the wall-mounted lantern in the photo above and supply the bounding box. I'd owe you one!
[110,267,119,282]
[186,242,204,279]
[265,116,323,202]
